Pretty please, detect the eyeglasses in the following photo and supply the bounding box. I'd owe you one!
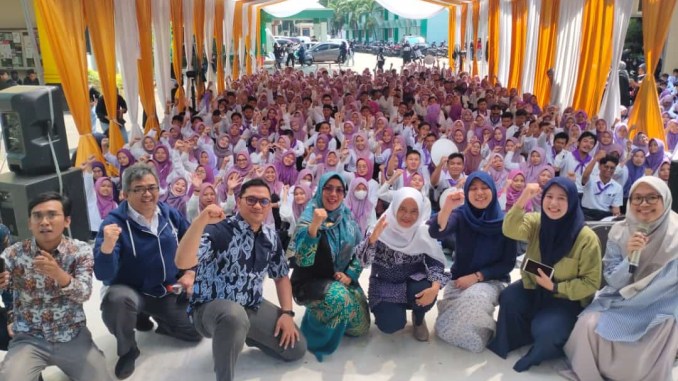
[243,196,271,207]
[31,211,64,222]
[322,185,345,195]
[130,185,159,195]
[629,194,662,206]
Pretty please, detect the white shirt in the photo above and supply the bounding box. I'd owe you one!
[581,175,623,211]
[127,204,161,235]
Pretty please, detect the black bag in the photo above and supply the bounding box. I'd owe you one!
[290,232,335,305]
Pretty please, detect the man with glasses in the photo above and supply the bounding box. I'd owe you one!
[176,178,306,381]
[581,152,623,221]
[94,164,201,379]
[0,192,111,380]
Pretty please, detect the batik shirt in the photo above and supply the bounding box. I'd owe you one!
[2,237,93,343]
[190,214,288,312]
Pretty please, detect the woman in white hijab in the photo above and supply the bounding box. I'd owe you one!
[354,187,448,342]
[564,176,678,381]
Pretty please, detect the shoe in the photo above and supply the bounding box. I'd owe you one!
[115,346,140,380]
[135,313,154,332]
[412,312,429,342]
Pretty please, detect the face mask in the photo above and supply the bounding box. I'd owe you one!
[300,180,312,188]
[354,190,368,200]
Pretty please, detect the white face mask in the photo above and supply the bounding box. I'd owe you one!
[300,180,312,188]
[354,190,368,200]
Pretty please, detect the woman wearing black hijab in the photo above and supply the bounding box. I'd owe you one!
[488,178,602,372]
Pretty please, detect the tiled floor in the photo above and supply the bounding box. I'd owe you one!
[3,267,675,381]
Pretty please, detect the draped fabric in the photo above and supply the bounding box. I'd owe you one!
[497,0,512,86]
[627,0,677,143]
[448,5,456,66]
[460,4,468,71]
[215,0,225,93]
[507,0,527,92]
[533,0,559,108]
[83,0,123,155]
[571,0,615,118]
[35,0,100,166]
[487,0,500,83]
[233,1,243,78]
[465,5,474,72]
[224,0,236,80]
[171,0,186,109]
[552,0,584,109]
[599,0,634,125]
[193,0,206,99]
[152,0,172,106]
[521,0,541,94]
[183,0,195,101]
[478,0,489,79]
[114,0,143,140]
[373,0,446,19]
[471,0,480,76]
[136,0,160,137]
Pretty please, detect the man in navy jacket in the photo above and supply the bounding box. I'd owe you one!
[94,164,201,379]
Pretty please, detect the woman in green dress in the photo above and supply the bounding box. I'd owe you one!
[291,172,370,361]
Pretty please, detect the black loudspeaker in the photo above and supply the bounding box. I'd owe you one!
[670,159,678,213]
[0,168,90,242]
[0,85,70,174]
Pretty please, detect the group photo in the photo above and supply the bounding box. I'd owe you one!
[0,0,676,380]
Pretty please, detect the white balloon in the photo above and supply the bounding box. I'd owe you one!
[431,138,459,165]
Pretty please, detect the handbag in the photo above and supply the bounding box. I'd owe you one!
[290,232,336,305]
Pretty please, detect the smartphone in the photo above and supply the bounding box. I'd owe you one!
[0,257,4,273]
[522,258,554,279]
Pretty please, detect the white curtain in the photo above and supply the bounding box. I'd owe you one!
[204,0,216,87]
[497,0,512,86]
[454,6,461,50]
[237,3,247,77]
[521,0,541,94]
[264,0,323,19]
[465,5,473,72]
[599,0,634,124]
[183,0,195,100]
[250,4,259,72]
[114,0,143,140]
[224,0,235,79]
[374,0,445,20]
[152,0,172,105]
[478,0,489,79]
[552,0,584,109]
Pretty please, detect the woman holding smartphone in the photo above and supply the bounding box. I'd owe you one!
[488,177,602,372]
[564,176,678,381]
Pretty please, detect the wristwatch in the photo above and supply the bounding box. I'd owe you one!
[279,310,295,317]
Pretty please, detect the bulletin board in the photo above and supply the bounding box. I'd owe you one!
[0,30,38,70]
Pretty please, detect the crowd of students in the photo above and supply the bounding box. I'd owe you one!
[0,61,676,381]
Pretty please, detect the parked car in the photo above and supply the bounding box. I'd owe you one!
[306,41,342,63]
[401,35,429,52]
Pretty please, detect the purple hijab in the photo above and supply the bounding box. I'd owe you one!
[152,145,172,189]
[116,149,136,175]
[521,147,548,183]
[644,139,666,173]
[95,177,117,219]
[160,178,188,217]
[276,150,299,186]
[345,177,373,235]
[292,183,313,220]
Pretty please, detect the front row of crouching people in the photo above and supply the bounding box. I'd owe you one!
[0,164,675,381]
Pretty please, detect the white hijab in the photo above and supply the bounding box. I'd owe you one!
[377,187,446,265]
[608,176,678,286]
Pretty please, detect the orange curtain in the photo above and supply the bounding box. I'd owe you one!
[572,0,614,117]
[35,0,100,167]
[215,0,225,94]
[461,4,467,72]
[246,4,253,75]
[627,0,678,142]
[471,1,480,76]
[136,0,160,136]
[507,0,527,92]
[83,0,123,157]
[533,0,559,108]
[193,0,206,98]
[487,0,500,84]
[448,5,456,68]
[233,1,243,78]
[171,0,186,110]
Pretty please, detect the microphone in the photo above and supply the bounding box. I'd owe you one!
[628,224,649,274]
